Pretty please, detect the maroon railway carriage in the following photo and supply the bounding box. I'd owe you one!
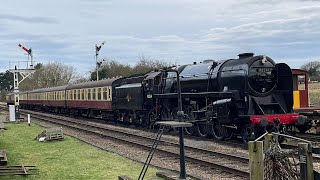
[20,88,45,110]
[65,78,118,117]
[20,85,68,112]
[42,85,68,112]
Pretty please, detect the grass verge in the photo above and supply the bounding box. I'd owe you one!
[0,122,159,180]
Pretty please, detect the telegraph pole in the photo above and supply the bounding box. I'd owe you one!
[95,41,105,81]
[9,44,35,119]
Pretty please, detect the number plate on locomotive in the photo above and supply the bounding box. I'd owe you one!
[256,67,272,73]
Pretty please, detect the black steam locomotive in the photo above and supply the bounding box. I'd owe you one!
[114,53,305,142]
[13,52,305,143]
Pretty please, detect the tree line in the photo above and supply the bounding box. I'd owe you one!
[90,56,171,80]
[300,61,320,81]
[0,57,171,101]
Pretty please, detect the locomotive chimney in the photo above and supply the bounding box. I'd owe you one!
[238,52,254,59]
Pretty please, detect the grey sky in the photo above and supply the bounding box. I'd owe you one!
[0,0,319,75]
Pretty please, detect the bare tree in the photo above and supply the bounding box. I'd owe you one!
[72,75,90,84]
[91,56,173,80]
[300,61,320,81]
[131,55,171,75]
[91,59,132,80]
[20,62,77,90]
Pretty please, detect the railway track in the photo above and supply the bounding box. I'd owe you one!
[295,133,320,143]
[19,109,250,179]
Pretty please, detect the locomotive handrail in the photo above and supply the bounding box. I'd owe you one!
[154,91,236,98]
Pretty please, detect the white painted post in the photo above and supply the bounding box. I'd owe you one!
[9,105,15,122]
[28,114,31,126]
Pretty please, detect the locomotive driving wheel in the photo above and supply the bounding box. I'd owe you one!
[212,122,227,140]
[184,106,195,135]
[196,122,209,137]
[160,107,172,132]
[147,108,158,129]
[224,128,234,140]
[241,124,256,143]
[170,108,179,133]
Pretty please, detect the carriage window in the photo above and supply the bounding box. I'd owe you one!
[103,87,108,100]
[73,90,76,100]
[78,89,80,100]
[92,88,96,100]
[98,88,102,100]
[88,89,91,100]
[108,88,111,100]
[298,75,306,90]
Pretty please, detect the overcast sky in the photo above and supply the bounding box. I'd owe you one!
[0,0,319,75]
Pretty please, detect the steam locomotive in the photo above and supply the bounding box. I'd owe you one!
[7,53,307,142]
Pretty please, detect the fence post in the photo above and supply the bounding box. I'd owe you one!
[264,134,273,152]
[299,143,314,180]
[249,141,264,180]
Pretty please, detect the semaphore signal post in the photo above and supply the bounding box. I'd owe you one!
[9,44,35,119]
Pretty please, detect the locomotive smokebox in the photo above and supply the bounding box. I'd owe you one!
[238,52,254,59]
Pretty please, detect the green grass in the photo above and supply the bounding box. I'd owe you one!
[0,122,159,180]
